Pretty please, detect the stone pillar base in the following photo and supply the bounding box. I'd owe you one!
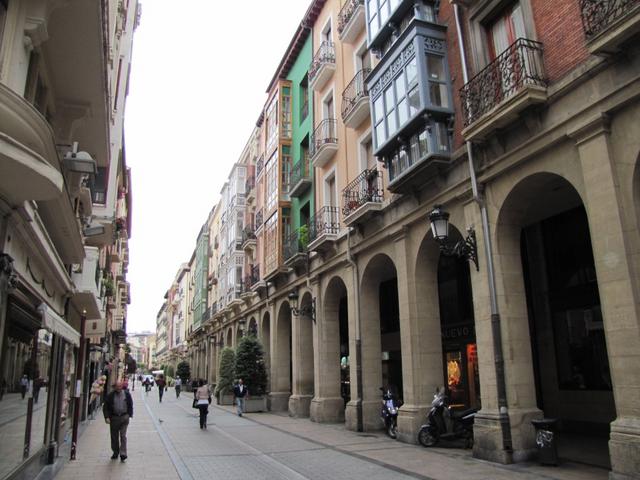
[288,394,313,418]
[345,399,381,431]
[310,397,344,423]
[473,408,541,464]
[268,392,290,412]
[609,417,640,480]
[397,404,429,445]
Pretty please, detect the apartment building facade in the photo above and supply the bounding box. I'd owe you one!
[0,0,138,478]
[169,0,640,477]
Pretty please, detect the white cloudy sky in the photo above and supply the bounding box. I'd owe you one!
[125,0,311,333]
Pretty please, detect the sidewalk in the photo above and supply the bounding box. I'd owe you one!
[54,391,179,480]
[212,403,608,480]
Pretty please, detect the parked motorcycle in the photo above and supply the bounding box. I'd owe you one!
[380,387,400,439]
[418,387,476,448]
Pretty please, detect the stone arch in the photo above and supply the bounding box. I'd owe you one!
[248,316,258,336]
[493,171,614,463]
[311,274,349,424]
[270,299,292,411]
[359,253,401,430]
[226,327,233,348]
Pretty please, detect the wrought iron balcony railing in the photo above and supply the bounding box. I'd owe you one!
[310,118,338,159]
[309,41,335,84]
[245,175,255,193]
[256,155,264,177]
[338,0,365,35]
[283,228,308,261]
[460,38,546,127]
[580,0,640,37]
[242,224,256,241]
[250,264,260,286]
[309,206,340,243]
[255,209,264,228]
[289,157,310,188]
[342,168,383,218]
[341,68,371,121]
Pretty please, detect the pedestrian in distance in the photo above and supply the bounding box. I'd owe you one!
[194,380,211,429]
[174,377,182,398]
[143,377,150,395]
[19,375,28,400]
[233,378,248,417]
[103,380,133,462]
[156,374,166,403]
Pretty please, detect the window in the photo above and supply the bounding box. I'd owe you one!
[0,1,8,51]
[325,173,337,207]
[324,94,334,120]
[486,2,526,59]
[300,74,309,121]
[281,86,291,138]
[427,54,449,108]
[281,145,291,195]
[266,151,278,212]
[266,95,278,152]
[265,212,278,273]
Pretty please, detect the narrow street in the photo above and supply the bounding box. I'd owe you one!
[54,387,608,480]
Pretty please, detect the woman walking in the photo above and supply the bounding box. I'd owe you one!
[194,380,211,429]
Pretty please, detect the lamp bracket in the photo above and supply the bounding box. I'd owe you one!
[438,228,479,271]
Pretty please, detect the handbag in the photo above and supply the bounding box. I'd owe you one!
[192,398,198,409]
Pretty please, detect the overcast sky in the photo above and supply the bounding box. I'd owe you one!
[125,0,311,333]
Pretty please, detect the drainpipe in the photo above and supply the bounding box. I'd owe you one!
[346,227,363,432]
[453,4,513,456]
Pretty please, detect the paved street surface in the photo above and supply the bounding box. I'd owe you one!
[55,387,609,480]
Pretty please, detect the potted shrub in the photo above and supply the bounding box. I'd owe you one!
[176,361,191,390]
[215,347,235,405]
[298,224,309,251]
[234,335,268,412]
[103,277,114,298]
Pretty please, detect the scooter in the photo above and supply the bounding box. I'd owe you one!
[380,387,400,439]
[418,387,476,448]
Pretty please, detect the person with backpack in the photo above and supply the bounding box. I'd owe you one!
[156,374,166,403]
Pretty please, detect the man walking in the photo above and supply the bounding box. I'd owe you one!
[103,380,133,462]
[156,375,166,403]
[233,378,248,417]
[174,377,182,398]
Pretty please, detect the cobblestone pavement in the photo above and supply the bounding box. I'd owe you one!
[54,387,610,480]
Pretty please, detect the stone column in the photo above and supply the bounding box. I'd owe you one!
[394,228,444,444]
[311,275,345,423]
[268,300,289,411]
[570,115,640,480]
[289,289,315,417]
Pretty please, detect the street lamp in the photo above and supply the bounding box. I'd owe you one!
[288,289,316,323]
[428,205,479,271]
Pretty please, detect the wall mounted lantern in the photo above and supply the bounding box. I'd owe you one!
[428,205,479,271]
[288,288,316,323]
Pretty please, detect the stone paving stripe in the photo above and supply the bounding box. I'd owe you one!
[209,404,437,480]
[142,392,194,480]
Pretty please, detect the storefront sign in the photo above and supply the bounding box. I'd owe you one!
[441,325,474,341]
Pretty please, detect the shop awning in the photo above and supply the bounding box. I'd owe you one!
[38,303,80,346]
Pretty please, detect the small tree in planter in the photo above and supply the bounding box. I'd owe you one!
[234,335,268,412]
[176,361,191,389]
[215,347,235,404]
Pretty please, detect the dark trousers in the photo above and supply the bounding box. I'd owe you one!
[158,387,164,402]
[197,404,208,428]
[109,414,129,456]
[20,386,26,399]
[175,386,181,398]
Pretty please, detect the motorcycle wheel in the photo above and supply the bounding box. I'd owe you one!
[418,426,439,447]
[388,421,398,439]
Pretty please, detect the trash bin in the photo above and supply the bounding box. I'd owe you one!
[531,418,558,465]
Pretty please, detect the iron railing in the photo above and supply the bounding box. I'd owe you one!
[283,228,308,261]
[289,158,310,189]
[245,175,255,194]
[460,38,546,127]
[580,0,640,37]
[342,168,383,218]
[310,118,338,159]
[242,224,256,244]
[309,206,340,243]
[256,155,264,177]
[341,68,371,121]
[255,209,264,228]
[250,264,260,286]
[309,41,335,84]
[338,0,364,35]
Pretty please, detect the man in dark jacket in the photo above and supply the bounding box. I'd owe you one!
[103,380,133,462]
[233,378,248,417]
[156,375,166,403]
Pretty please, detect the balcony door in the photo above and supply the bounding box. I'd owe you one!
[486,2,526,59]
